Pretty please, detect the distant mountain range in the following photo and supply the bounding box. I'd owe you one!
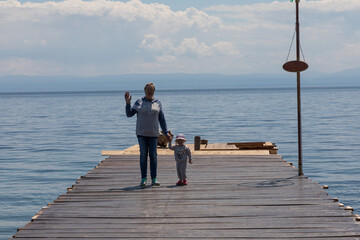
[0,68,359,92]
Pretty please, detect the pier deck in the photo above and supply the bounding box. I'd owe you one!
[13,145,360,239]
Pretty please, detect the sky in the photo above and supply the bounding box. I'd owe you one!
[0,0,359,76]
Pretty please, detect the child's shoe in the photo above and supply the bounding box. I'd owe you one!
[182,180,188,185]
[176,180,182,186]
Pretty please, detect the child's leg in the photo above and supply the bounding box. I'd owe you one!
[179,160,187,180]
[176,161,182,180]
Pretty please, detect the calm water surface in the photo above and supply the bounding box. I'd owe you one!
[1,87,360,239]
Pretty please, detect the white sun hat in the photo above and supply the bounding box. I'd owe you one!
[175,134,186,141]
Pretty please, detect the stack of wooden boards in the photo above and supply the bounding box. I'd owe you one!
[201,142,278,154]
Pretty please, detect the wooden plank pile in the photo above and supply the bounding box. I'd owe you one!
[228,142,278,154]
[201,142,278,154]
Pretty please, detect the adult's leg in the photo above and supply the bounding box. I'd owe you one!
[137,136,149,179]
[148,137,158,179]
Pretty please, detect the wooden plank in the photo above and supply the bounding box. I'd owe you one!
[19,221,360,230]
[13,230,360,238]
[102,143,273,155]
[12,151,360,239]
[226,142,277,153]
[227,142,267,146]
[227,141,275,146]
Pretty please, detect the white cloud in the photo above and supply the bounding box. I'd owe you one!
[204,0,360,13]
[156,55,177,63]
[0,57,61,75]
[212,41,240,56]
[174,38,213,57]
[0,0,222,27]
[140,34,172,53]
[204,0,360,73]
[303,0,360,12]
[345,43,360,56]
[140,34,240,60]
[0,0,359,75]
[0,0,233,75]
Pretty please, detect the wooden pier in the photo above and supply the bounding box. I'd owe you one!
[12,144,360,239]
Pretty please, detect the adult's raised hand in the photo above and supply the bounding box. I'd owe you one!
[124,92,132,104]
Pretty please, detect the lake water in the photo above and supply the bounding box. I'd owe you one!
[1,87,360,239]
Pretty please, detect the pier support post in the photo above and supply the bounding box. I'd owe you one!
[194,136,201,151]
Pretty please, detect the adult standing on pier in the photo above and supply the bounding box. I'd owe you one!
[125,82,170,187]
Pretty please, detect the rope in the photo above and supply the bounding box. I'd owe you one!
[286,28,296,62]
[300,42,306,62]
[285,27,307,62]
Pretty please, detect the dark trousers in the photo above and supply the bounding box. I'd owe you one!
[137,136,158,179]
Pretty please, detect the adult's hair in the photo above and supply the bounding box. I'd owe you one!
[144,82,155,91]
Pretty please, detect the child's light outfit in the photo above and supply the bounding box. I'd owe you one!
[168,142,192,181]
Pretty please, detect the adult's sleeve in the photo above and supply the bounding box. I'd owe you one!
[158,102,168,135]
[125,102,137,117]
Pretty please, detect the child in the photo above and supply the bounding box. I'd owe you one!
[168,134,193,186]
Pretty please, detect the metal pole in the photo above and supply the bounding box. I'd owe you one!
[296,0,303,176]
[297,73,303,176]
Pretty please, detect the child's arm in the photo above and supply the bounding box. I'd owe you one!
[187,147,193,164]
[168,136,175,150]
